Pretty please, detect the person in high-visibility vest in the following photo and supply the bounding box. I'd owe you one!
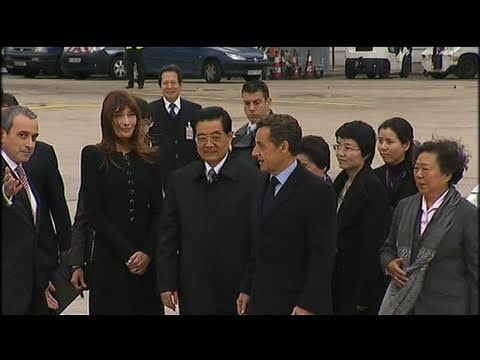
[125,47,145,89]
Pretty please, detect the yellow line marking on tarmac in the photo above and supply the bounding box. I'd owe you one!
[275,99,371,107]
[29,104,100,110]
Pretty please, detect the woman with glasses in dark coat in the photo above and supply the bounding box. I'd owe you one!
[332,120,389,315]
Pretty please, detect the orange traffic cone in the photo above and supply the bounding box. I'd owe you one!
[272,51,282,80]
[292,50,300,79]
[304,49,314,79]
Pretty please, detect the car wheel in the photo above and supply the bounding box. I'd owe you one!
[24,70,39,78]
[345,60,356,79]
[454,54,478,79]
[430,72,448,79]
[110,56,126,80]
[203,60,222,83]
[55,62,66,78]
[378,60,390,79]
[243,75,261,81]
[399,55,411,78]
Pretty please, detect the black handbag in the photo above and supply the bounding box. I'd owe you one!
[51,251,82,314]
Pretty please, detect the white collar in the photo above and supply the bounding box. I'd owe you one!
[204,152,229,177]
[421,188,449,213]
[1,149,20,174]
[163,97,181,111]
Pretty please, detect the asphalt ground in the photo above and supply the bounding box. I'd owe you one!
[2,73,477,315]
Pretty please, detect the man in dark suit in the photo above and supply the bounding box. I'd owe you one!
[237,114,337,315]
[156,106,260,314]
[1,106,51,314]
[3,93,72,314]
[231,80,272,167]
[24,141,72,286]
[149,64,201,191]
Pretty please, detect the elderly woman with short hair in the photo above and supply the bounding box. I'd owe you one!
[379,138,478,315]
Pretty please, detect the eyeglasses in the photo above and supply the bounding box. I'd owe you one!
[333,144,361,152]
[195,132,226,144]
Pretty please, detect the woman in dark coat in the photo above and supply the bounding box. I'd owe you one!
[374,117,418,222]
[80,90,164,314]
[332,120,389,315]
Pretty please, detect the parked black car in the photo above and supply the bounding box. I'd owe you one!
[61,47,271,82]
[3,47,64,78]
[61,47,126,79]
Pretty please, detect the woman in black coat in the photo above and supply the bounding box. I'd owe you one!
[374,117,418,222]
[80,90,164,314]
[332,121,389,315]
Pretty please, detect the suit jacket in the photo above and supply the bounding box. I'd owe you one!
[374,163,417,223]
[241,163,337,314]
[333,165,390,314]
[156,154,260,314]
[380,193,478,315]
[149,97,201,189]
[1,158,47,314]
[231,122,258,167]
[24,141,72,277]
[69,188,90,268]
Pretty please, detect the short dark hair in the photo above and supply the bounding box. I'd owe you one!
[335,120,376,165]
[298,135,330,172]
[415,138,469,186]
[257,114,302,155]
[193,106,232,133]
[241,80,270,98]
[2,92,19,107]
[158,64,183,85]
[378,117,415,165]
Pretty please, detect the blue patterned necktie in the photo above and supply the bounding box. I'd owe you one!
[169,103,177,118]
[207,168,217,184]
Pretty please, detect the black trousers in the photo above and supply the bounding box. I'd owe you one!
[125,48,145,85]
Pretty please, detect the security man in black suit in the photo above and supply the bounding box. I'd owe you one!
[231,79,272,167]
[125,46,145,89]
[149,64,201,191]
[237,114,337,315]
[1,106,51,314]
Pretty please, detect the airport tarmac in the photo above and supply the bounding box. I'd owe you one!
[3,74,477,315]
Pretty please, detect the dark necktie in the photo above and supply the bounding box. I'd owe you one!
[16,165,37,222]
[169,103,177,118]
[262,176,279,215]
[207,168,217,184]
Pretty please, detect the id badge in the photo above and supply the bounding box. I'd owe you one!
[186,122,194,140]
